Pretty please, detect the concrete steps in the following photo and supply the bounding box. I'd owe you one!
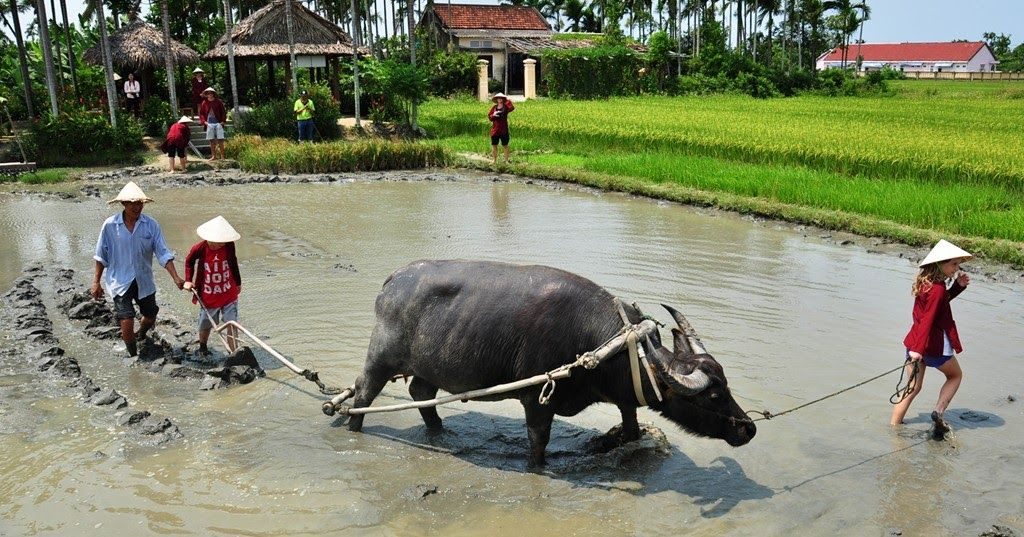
[187,122,234,157]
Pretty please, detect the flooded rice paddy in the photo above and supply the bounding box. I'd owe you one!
[1,170,1022,536]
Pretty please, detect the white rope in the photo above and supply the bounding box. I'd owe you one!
[327,319,660,416]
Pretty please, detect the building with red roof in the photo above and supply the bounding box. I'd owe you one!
[816,41,999,73]
[420,3,552,95]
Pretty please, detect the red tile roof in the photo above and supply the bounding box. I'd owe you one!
[820,41,987,62]
[432,4,550,31]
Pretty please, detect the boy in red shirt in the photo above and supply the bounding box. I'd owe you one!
[183,216,242,356]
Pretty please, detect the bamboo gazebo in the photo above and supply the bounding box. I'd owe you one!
[203,0,360,101]
[83,21,200,103]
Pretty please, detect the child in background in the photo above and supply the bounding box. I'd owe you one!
[183,216,242,356]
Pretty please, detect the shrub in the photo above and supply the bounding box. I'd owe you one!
[225,135,449,174]
[361,58,430,125]
[236,85,342,140]
[140,97,173,137]
[542,45,645,99]
[21,108,143,167]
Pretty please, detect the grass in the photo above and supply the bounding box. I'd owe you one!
[0,168,77,184]
[421,84,1024,265]
[225,135,450,174]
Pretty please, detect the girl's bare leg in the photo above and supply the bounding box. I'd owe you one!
[890,360,926,426]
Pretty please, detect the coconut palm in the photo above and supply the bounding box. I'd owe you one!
[285,0,297,92]
[58,0,79,99]
[95,0,118,126]
[351,0,360,127]
[756,0,781,61]
[222,0,239,107]
[406,0,416,130]
[34,0,59,115]
[823,0,868,69]
[8,0,34,116]
[159,0,178,114]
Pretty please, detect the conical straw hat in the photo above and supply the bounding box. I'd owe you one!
[196,216,241,243]
[178,115,193,123]
[107,181,153,204]
[193,67,204,74]
[919,239,972,267]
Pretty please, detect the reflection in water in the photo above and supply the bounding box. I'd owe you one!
[1,179,1023,536]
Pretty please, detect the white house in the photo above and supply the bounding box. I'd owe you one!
[816,41,999,73]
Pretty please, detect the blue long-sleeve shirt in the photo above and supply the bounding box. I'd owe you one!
[94,212,175,298]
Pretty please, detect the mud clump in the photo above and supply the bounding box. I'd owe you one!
[2,266,184,446]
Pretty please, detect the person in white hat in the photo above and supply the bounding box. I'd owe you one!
[488,92,515,164]
[190,67,206,116]
[183,216,243,356]
[891,239,973,436]
[161,116,193,172]
[92,182,185,358]
[198,87,227,160]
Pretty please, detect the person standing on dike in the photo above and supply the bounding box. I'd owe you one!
[488,92,514,164]
[891,239,972,437]
[190,67,207,117]
[91,182,185,358]
[199,87,227,160]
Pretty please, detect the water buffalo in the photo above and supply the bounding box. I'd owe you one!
[347,260,756,466]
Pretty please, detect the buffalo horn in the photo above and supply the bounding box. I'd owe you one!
[662,304,708,355]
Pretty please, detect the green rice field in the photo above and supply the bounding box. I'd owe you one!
[420,81,1024,263]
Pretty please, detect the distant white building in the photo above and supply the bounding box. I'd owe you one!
[816,41,999,73]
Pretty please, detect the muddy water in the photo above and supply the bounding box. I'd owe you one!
[1,175,1023,536]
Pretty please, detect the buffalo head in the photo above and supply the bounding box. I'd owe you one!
[646,304,756,447]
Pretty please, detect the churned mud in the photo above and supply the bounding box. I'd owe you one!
[0,265,269,446]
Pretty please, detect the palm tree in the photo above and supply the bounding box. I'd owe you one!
[285,0,298,93]
[8,0,34,116]
[563,0,584,31]
[95,0,118,126]
[756,0,780,61]
[406,0,416,130]
[351,0,360,127]
[222,0,239,107]
[58,0,79,99]
[35,0,59,115]
[159,0,178,115]
[823,0,867,69]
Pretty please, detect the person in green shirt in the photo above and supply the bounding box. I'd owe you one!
[294,90,316,142]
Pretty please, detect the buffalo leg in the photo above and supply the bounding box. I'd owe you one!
[522,399,555,467]
[618,405,641,443]
[409,377,443,430]
[347,368,392,432]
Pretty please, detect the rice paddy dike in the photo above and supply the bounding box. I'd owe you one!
[419,81,1024,266]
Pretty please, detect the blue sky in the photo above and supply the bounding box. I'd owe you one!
[33,0,1024,46]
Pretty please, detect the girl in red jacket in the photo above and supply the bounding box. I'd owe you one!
[488,92,514,164]
[891,239,972,435]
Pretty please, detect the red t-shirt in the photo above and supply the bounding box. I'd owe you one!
[488,101,514,137]
[198,246,240,308]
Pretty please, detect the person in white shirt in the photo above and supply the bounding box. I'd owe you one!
[124,73,141,117]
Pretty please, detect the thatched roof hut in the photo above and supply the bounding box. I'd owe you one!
[204,0,359,59]
[83,21,200,72]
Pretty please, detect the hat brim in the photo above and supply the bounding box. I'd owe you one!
[107,197,154,204]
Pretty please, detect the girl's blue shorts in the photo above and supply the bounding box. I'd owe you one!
[906,350,952,368]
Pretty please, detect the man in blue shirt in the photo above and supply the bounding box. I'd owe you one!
[91,181,185,357]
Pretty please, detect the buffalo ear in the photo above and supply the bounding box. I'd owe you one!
[653,354,711,396]
[672,328,693,356]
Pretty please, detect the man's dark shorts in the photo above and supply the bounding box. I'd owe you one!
[113,280,159,320]
[491,133,510,146]
[166,145,186,158]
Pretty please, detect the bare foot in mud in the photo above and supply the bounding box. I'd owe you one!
[932,411,951,439]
